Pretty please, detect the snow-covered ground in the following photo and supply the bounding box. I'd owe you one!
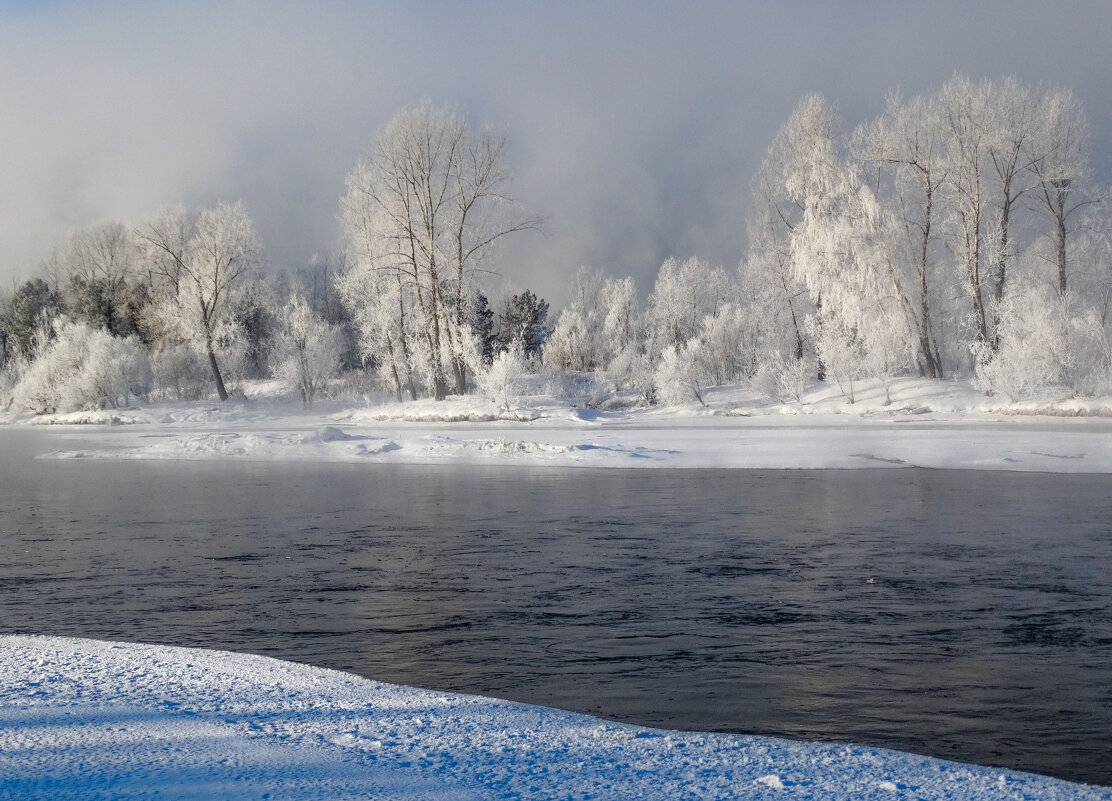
[1,636,1107,800]
[7,378,1112,473]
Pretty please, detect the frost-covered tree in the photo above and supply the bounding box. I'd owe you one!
[698,303,748,386]
[788,130,915,399]
[336,240,420,401]
[1028,88,1094,295]
[938,75,995,352]
[134,201,260,401]
[742,94,840,380]
[645,256,729,354]
[545,268,639,376]
[739,230,810,390]
[270,295,342,409]
[599,276,639,363]
[340,102,537,399]
[853,90,948,377]
[46,221,144,338]
[982,77,1045,323]
[544,266,607,372]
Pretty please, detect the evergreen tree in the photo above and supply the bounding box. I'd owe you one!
[473,292,496,366]
[497,290,549,358]
[2,278,65,359]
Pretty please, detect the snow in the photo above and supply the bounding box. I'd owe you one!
[8,378,1110,473]
[1,636,1107,800]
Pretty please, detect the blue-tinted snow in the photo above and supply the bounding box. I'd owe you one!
[1,636,1107,800]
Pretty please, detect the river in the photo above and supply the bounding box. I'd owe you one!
[1,428,1110,785]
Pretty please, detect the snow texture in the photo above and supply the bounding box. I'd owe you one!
[1,636,1107,800]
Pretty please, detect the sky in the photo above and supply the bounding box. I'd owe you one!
[2,0,1110,307]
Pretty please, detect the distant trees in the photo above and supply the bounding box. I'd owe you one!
[737,75,1112,401]
[538,74,1111,408]
[545,267,638,375]
[3,85,1111,416]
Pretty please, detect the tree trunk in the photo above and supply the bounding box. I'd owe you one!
[452,359,467,395]
[208,347,229,402]
[917,186,942,378]
[814,295,825,382]
[964,204,990,350]
[1055,186,1069,295]
[385,338,403,403]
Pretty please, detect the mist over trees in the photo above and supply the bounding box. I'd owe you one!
[2,78,1111,415]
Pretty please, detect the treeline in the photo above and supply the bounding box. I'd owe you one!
[3,77,1112,415]
[0,245,549,415]
[551,75,1112,404]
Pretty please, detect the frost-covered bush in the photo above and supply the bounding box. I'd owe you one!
[810,317,868,403]
[752,352,812,404]
[1070,311,1112,396]
[475,345,529,411]
[613,351,658,406]
[975,286,1112,400]
[601,346,637,392]
[654,341,712,406]
[10,319,150,414]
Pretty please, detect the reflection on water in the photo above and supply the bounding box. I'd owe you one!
[1,429,1110,785]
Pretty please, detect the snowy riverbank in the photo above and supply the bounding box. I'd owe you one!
[6,378,1112,472]
[1,636,1108,800]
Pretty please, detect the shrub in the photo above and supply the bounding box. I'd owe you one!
[10,319,150,414]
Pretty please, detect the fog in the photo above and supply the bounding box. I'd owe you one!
[2,0,1110,305]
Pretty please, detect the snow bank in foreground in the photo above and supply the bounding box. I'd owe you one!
[0,637,1106,800]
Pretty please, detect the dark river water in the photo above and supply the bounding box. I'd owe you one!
[1,428,1110,786]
